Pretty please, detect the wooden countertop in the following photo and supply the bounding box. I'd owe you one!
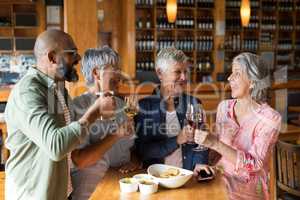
[89,169,227,200]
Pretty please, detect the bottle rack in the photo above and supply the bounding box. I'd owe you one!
[135,0,215,83]
[134,0,300,83]
[225,0,300,75]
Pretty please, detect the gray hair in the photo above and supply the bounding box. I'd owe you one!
[81,46,120,86]
[155,47,189,72]
[232,52,270,103]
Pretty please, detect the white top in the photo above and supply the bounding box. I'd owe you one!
[70,93,134,200]
[164,110,183,168]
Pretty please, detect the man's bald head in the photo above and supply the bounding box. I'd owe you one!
[34,30,75,60]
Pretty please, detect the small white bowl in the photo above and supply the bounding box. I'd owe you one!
[138,179,158,195]
[133,174,153,181]
[119,177,138,193]
[147,164,193,189]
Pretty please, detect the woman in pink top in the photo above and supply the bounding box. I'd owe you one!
[194,52,281,200]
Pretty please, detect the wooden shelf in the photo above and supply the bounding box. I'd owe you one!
[136,50,154,53]
[0,26,12,29]
[136,28,155,31]
[176,28,195,31]
[14,26,38,29]
[135,5,154,9]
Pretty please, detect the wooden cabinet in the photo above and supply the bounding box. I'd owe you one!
[0,0,45,54]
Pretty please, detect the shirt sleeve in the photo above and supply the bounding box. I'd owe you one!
[234,110,281,181]
[15,86,87,162]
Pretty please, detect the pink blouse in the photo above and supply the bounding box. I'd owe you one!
[215,99,281,200]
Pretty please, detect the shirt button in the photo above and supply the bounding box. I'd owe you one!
[183,156,186,159]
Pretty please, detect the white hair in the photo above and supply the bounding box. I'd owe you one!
[155,47,189,72]
[232,52,271,103]
[81,46,120,86]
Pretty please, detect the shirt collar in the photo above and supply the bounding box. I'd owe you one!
[27,67,56,89]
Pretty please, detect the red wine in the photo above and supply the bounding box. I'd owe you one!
[187,119,196,129]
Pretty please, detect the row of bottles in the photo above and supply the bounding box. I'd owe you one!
[197,57,213,73]
[279,21,293,31]
[136,35,155,51]
[262,0,276,10]
[156,0,166,6]
[157,37,175,50]
[196,36,213,51]
[175,37,194,51]
[136,36,213,52]
[276,53,292,62]
[226,0,259,8]
[135,0,153,6]
[144,15,215,30]
[225,34,241,51]
[138,15,214,30]
[261,16,276,30]
[196,0,214,8]
[242,39,258,51]
[178,0,195,7]
[278,0,294,11]
[226,17,241,30]
[136,16,152,29]
[277,39,292,50]
[197,16,213,30]
[244,16,259,29]
[157,14,174,29]
[136,59,155,71]
[260,32,274,49]
[157,0,214,7]
[176,16,194,29]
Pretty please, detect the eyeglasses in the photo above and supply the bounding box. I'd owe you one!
[60,49,79,58]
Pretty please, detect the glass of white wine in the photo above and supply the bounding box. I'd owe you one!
[124,94,139,118]
[124,94,139,139]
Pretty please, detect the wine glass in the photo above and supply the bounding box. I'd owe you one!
[124,94,139,118]
[185,103,197,144]
[124,94,139,139]
[193,104,209,152]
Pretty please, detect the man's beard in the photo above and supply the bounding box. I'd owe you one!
[57,58,79,82]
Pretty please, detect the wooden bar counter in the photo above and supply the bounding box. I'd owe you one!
[89,169,227,200]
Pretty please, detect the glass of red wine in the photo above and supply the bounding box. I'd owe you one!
[185,103,208,151]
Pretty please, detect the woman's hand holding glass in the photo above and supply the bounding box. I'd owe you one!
[176,125,194,145]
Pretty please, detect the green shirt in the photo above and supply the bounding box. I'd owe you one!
[4,67,86,200]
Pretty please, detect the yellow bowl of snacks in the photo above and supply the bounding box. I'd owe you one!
[119,177,138,193]
[147,164,193,189]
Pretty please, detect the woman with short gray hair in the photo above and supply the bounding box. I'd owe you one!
[193,52,281,200]
[71,46,140,200]
[81,46,120,87]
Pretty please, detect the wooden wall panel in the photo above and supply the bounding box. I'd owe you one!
[64,0,98,96]
[119,0,136,79]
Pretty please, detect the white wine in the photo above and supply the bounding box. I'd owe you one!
[124,107,138,118]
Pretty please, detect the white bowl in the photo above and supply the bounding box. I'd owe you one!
[147,164,193,189]
[119,177,138,193]
[138,179,158,195]
[133,173,153,181]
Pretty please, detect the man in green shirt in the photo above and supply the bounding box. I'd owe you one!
[4,30,116,200]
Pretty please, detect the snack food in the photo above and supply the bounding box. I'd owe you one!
[158,168,180,178]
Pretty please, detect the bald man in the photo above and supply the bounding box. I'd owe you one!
[4,30,116,200]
